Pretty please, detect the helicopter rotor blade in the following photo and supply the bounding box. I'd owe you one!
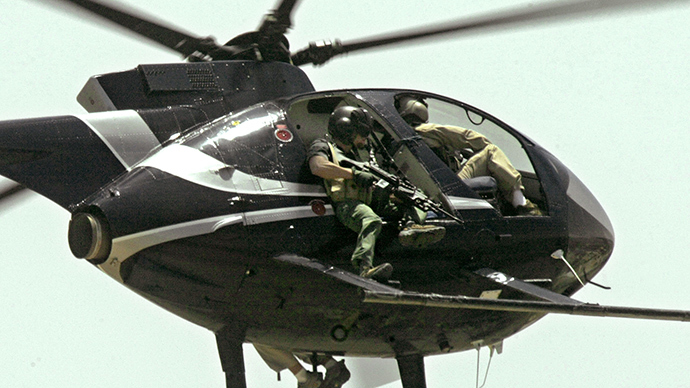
[39,0,235,60]
[215,0,302,62]
[291,0,689,66]
[258,0,301,37]
[0,180,29,210]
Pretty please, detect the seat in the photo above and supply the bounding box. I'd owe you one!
[462,176,498,201]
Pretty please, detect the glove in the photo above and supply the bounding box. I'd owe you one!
[351,167,377,188]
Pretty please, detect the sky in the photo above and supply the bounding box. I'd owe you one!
[1,0,689,387]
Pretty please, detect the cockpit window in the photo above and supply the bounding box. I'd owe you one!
[417,97,535,174]
[394,93,546,216]
[287,92,465,214]
[177,103,286,179]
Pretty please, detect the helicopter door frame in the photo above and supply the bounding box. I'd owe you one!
[366,101,499,220]
[389,91,548,218]
[285,91,497,222]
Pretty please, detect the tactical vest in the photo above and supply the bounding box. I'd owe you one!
[324,142,372,203]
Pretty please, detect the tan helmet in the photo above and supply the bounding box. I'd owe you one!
[396,95,429,126]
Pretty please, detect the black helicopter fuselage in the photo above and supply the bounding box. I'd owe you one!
[0,61,614,359]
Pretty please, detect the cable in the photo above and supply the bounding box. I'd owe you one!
[475,345,495,388]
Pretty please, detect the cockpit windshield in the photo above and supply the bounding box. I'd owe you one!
[175,103,294,180]
[393,93,545,216]
[403,95,536,174]
[180,104,281,164]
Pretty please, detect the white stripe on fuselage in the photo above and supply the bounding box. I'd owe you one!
[97,195,490,283]
[88,133,492,282]
[77,110,161,170]
[98,204,335,282]
[138,143,329,197]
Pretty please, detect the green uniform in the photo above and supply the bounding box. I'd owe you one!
[307,138,420,270]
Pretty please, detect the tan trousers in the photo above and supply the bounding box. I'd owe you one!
[253,343,298,373]
[457,143,522,196]
[416,123,522,197]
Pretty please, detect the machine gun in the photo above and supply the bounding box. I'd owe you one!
[340,157,464,224]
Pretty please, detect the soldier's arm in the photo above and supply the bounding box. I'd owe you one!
[433,124,493,152]
[309,155,354,180]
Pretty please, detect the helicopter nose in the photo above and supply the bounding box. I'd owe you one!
[564,168,615,285]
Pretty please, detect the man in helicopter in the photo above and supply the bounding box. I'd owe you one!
[307,105,446,281]
[396,95,542,216]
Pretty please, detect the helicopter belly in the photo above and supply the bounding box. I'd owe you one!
[115,241,546,358]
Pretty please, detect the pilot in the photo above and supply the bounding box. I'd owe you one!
[308,105,445,281]
[253,343,350,388]
[396,95,542,216]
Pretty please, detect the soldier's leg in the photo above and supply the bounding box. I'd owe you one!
[378,199,445,248]
[295,353,351,388]
[253,344,322,387]
[459,145,541,214]
[334,200,382,270]
[253,343,299,374]
[458,144,522,197]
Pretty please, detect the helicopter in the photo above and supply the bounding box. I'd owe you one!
[1,0,688,388]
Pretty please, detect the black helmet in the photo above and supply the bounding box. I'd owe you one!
[328,106,373,146]
[396,95,429,126]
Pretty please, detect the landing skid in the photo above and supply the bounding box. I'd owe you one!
[216,323,247,388]
[397,354,427,388]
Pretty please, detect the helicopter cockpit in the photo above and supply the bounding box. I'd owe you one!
[396,93,546,217]
[285,93,462,218]
[285,91,546,219]
[165,89,546,227]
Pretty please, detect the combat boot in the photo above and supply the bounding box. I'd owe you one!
[298,371,322,388]
[321,360,351,388]
[516,199,543,216]
[360,263,393,282]
[398,223,446,248]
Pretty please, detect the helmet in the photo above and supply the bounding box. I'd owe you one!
[328,106,373,146]
[396,95,429,126]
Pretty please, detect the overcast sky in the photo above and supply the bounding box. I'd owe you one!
[1,1,690,387]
